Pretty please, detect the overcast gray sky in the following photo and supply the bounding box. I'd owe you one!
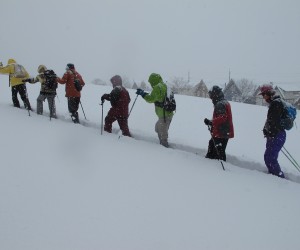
[1,0,299,85]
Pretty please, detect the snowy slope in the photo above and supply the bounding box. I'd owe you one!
[0,78,300,250]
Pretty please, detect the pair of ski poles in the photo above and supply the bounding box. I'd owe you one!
[281,146,300,173]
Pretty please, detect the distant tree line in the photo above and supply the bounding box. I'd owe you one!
[91,75,257,103]
[91,75,300,108]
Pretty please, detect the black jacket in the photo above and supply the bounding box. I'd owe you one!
[264,96,284,137]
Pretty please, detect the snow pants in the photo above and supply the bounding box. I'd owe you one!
[11,84,32,110]
[205,137,229,161]
[68,97,80,123]
[104,108,131,137]
[264,130,286,178]
[155,116,172,147]
[37,93,56,118]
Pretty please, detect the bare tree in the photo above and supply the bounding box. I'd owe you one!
[236,78,257,102]
[169,76,192,95]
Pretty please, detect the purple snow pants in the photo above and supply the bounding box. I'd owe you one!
[264,130,286,178]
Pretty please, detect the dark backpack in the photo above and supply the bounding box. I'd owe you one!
[281,101,297,130]
[155,87,176,112]
[70,70,82,92]
[44,70,58,91]
[163,92,176,112]
[74,78,82,92]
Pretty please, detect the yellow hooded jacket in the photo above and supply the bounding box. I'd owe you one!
[0,59,29,87]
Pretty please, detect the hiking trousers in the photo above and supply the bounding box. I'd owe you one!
[104,109,131,137]
[206,137,229,161]
[11,84,32,110]
[37,93,56,118]
[264,130,286,178]
[68,97,80,123]
[155,116,172,147]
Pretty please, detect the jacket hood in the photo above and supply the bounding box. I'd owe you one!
[8,58,16,64]
[269,95,281,104]
[38,65,47,73]
[66,63,75,70]
[110,75,122,87]
[209,85,224,105]
[148,73,163,87]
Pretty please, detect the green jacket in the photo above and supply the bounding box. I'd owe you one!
[143,73,174,118]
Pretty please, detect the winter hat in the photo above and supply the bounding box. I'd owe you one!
[148,73,163,87]
[38,65,47,73]
[208,85,223,99]
[258,84,275,96]
[66,63,75,70]
[8,58,16,64]
[110,75,122,87]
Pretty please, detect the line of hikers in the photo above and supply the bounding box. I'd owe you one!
[0,59,85,123]
[0,58,288,179]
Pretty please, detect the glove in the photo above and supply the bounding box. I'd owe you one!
[136,88,148,97]
[204,118,212,126]
[101,94,110,102]
[263,128,274,138]
[22,78,30,83]
[263,128,267,137]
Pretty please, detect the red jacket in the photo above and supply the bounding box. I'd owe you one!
[108,86,131,117]
[57,69,85,97]
[211,99,234,139]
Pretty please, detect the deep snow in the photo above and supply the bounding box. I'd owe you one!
[0,77,300,250]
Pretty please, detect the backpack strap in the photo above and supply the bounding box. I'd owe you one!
[153,83,167,122]
[154,84,167,107]
[70,69,82,91]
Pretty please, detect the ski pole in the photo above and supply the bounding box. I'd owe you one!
[128,94,138,118]
[79,100,87,120]
[282,146,300,167]
[24,85,31,117]
[281,149,300,172]
[207,125,225,171]
[100,101,104,135]
[50,100,52,121]
[281,146,300,172]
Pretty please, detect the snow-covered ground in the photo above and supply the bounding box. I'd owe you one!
[1,77,300,250]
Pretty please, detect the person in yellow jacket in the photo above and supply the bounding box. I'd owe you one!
[0,58,32,110]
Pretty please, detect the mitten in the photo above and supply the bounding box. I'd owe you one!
[101,94,110,102]
[22,78,31,83]
[204,118,212,126]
